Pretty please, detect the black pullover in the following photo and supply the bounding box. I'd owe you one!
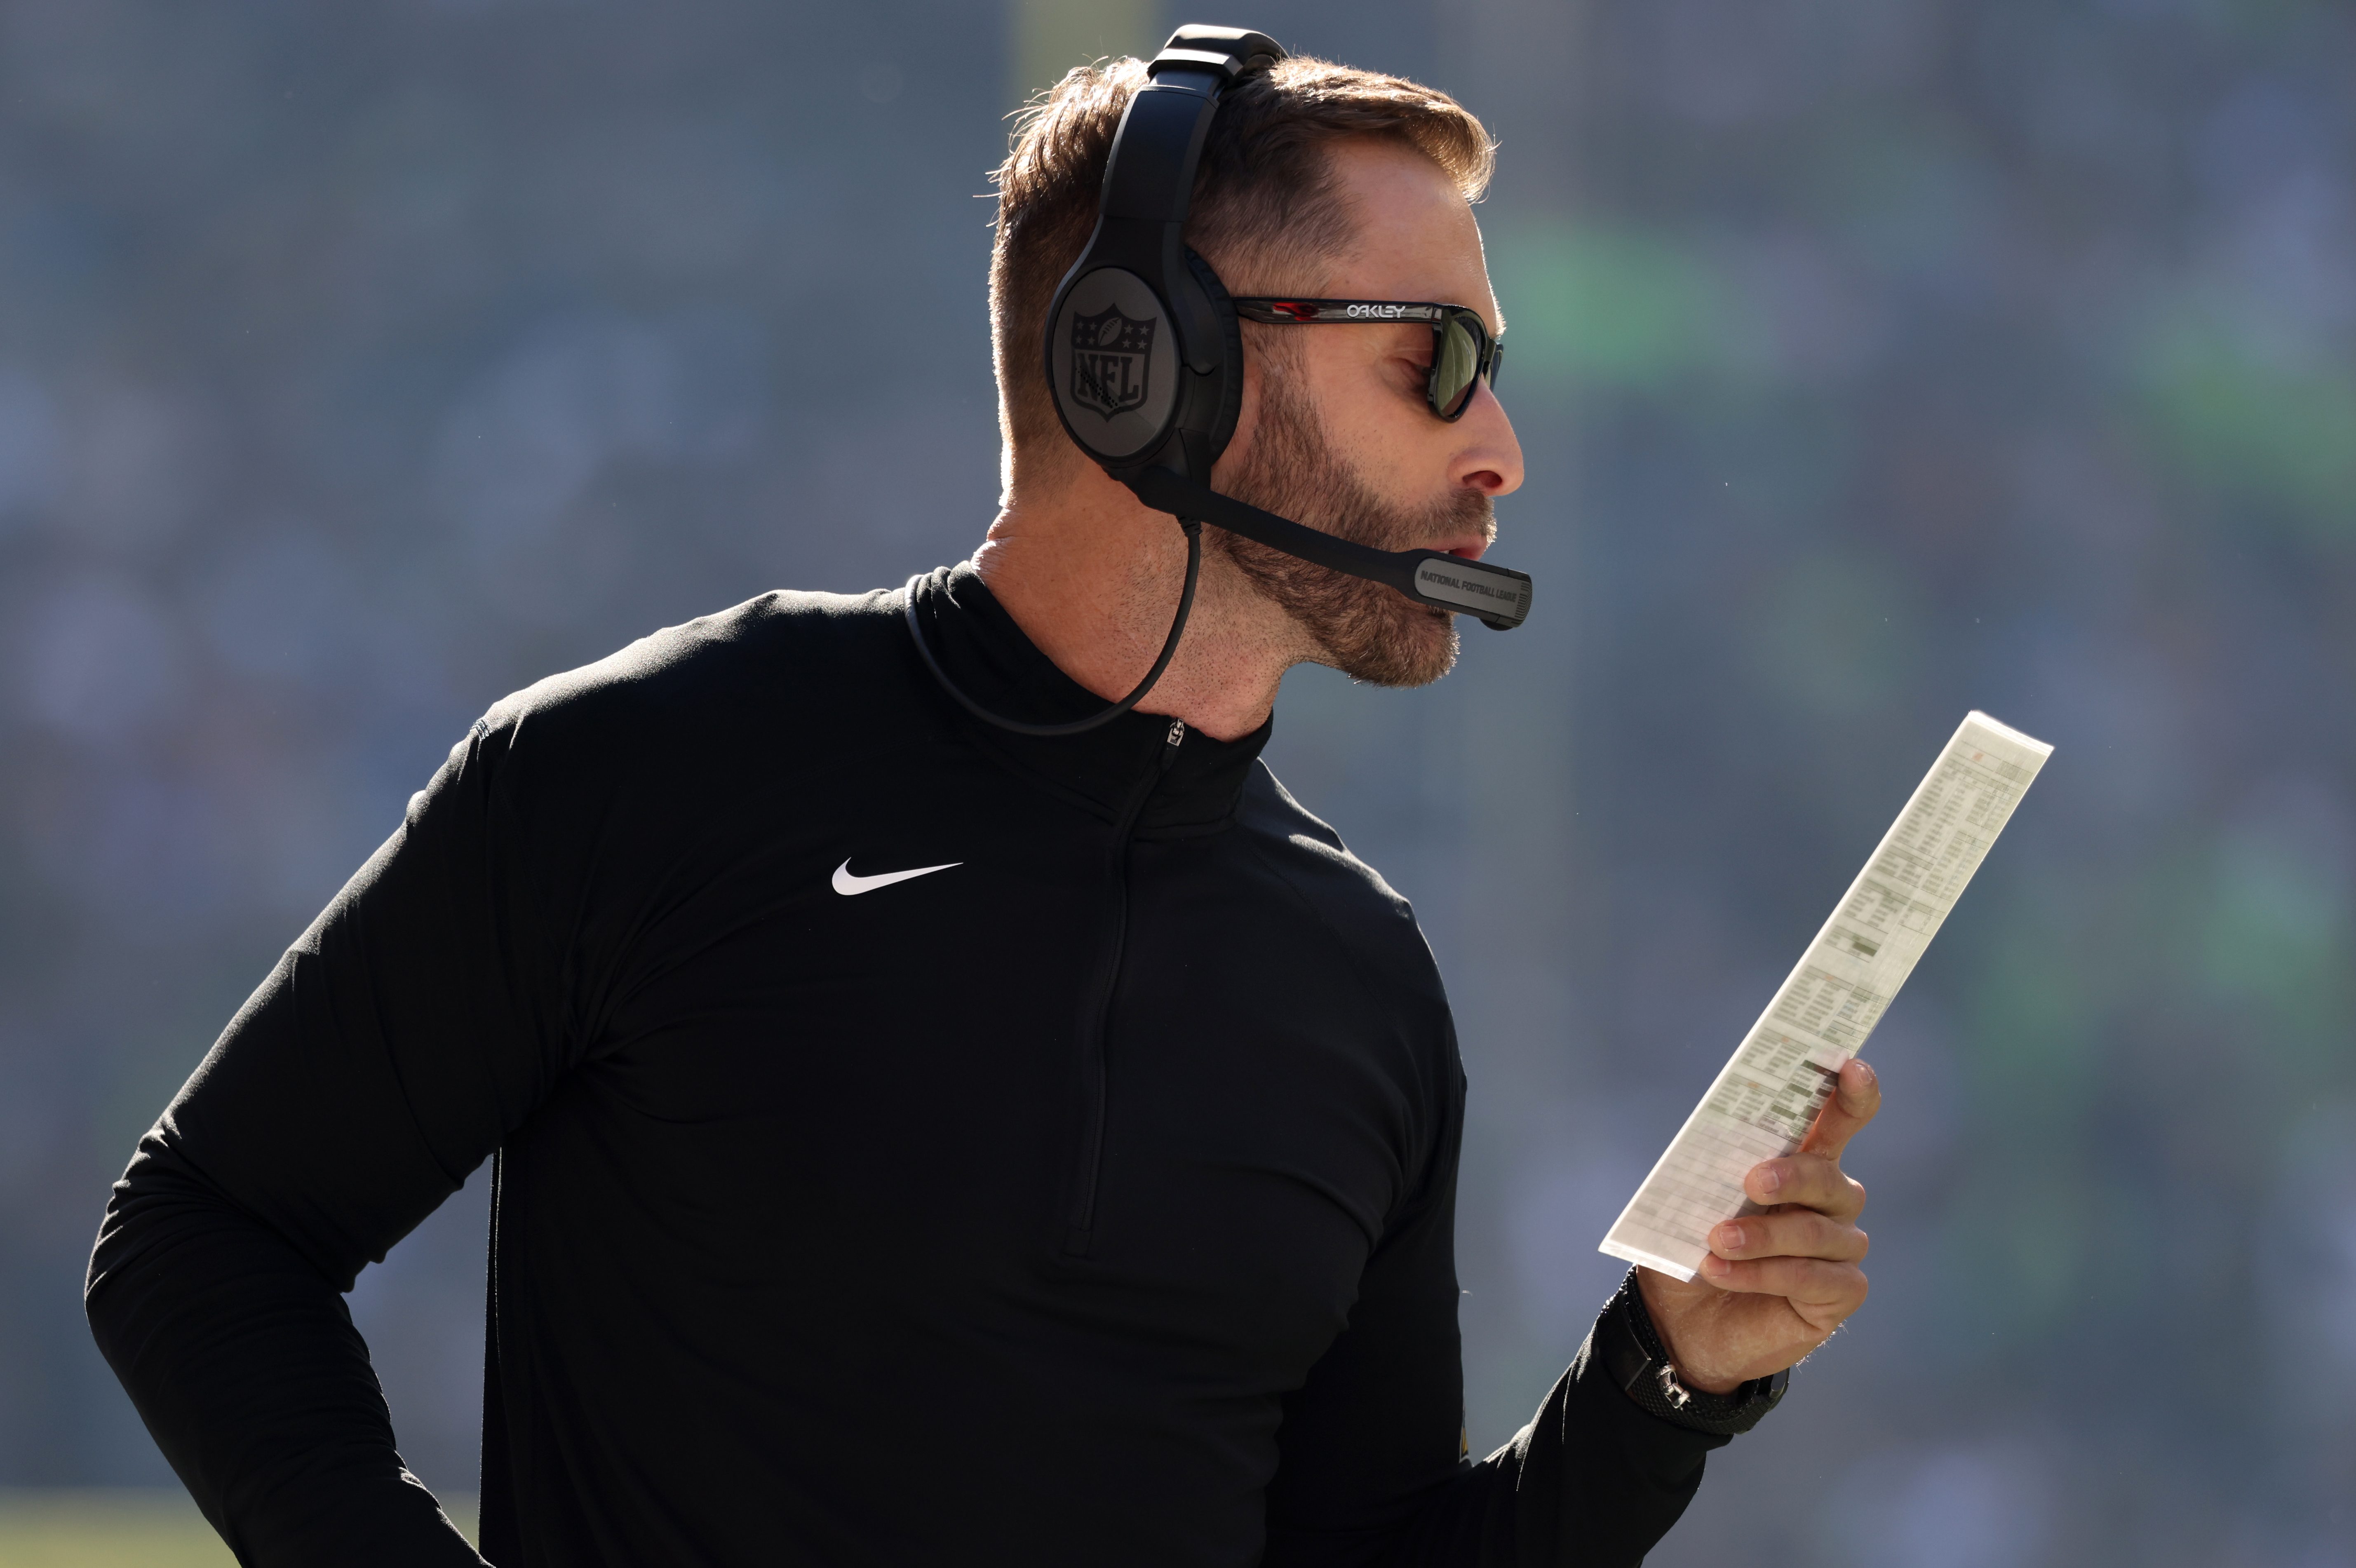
[88,565,1741,1566]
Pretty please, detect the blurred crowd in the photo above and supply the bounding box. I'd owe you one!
[0,3,2348,1565]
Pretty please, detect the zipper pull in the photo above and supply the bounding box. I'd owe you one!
[1160,718,1185,772]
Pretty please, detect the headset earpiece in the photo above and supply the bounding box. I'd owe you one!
[1041,29,1284,487]
[1179,247,1245,479]
[1041,244,1241,488]
[1046,264,1185,469]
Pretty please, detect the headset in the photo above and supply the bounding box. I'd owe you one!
[909,23,1535,737]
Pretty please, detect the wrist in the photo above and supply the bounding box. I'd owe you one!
[1594,1269,1787,1437]
[1632,1268,1742,1393]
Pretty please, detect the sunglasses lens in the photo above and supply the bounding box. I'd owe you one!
[1433,315,1484,419]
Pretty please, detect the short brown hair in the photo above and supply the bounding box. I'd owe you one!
[988,54,1495,476]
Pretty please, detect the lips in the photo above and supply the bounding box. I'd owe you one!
[1425,506,1496,562]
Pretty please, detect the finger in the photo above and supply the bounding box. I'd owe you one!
[1710,1211,1869,1265]
[1743,1152,1867,1218]
[1799,1057,1880,1161]
[1697,1253,1869,1323]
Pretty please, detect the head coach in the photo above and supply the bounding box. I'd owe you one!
[86,26,1880,1568]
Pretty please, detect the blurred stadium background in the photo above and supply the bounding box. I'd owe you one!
[1,0,2350,1562]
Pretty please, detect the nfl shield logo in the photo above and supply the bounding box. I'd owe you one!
[1069,307,1156,419]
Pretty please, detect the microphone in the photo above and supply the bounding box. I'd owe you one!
[1127,467,1533,631]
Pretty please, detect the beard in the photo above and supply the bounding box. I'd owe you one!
[1213,369,1496,689]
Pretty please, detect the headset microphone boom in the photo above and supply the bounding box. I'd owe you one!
[907,23,1535,737]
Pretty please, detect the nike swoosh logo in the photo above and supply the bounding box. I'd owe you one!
[831,858,961,897]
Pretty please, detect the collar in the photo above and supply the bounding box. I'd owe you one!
[904,563,1272,832]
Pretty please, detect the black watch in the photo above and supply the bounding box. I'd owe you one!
[1593,1268,1788,1437]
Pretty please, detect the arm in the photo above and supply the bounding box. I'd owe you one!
[1267,1060,1883,1567]
[1261,1086,1730,1568]
[86,717,570,1566]
[1262,1256,1740,1566]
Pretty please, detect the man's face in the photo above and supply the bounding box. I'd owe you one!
[1212,138,1525,687]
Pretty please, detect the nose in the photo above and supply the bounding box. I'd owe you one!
[1448,378,1524,499]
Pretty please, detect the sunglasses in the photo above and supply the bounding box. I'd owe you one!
[1229,298,1506,422]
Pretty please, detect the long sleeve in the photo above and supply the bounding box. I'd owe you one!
[1262,1075,1734,1568]
[88,584,1757,1566]
[85,716,573,1566]
[1408,1322,1734,1567]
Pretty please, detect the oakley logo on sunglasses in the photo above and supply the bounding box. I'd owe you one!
[1263,301,1421,322]
[1069,307,1156,420]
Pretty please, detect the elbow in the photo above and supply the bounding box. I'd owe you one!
[83,1137,229,1370]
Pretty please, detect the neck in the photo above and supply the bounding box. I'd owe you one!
[971,462,1312,742]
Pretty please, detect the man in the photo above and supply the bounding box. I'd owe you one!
[87,45,1876,1568]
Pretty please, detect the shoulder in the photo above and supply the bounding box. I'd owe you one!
[410,585,921,917]
[484,586,909,746]
[436,585,923,831]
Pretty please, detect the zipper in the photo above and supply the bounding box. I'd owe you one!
[1063,718,1185,1256]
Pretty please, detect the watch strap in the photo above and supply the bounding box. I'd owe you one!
[1593,1268,1789,1437]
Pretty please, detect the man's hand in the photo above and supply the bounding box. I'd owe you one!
[1635,1058,1880,1394]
